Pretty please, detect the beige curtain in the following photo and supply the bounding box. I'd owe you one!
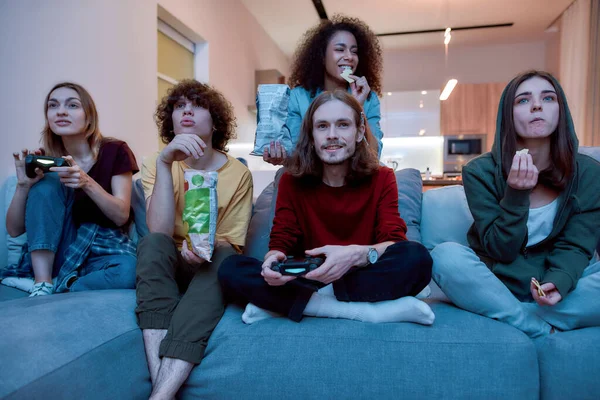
[559,0,591,143]
[585,0,600,146]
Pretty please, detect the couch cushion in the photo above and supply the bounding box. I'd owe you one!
[421,185,473,250]
[579,146,600,162]
[0,290,150,399]
[244,168,424,261]
[243,181,274,260]
[131,177,149,240]
[0,283,28,302]
[395,168,422,242]
[535,327,600,400]
[183,302,539,399]
[2,176,27,269]
[579,147,600,255]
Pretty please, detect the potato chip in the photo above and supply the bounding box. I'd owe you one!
[532,278,545,297]
[340,66,355,83]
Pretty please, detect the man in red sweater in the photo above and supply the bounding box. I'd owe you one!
[219,90,433,324]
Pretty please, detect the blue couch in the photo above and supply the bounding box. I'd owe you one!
[1,152,599,399]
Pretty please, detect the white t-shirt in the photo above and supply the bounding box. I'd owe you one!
[527,198,559,246]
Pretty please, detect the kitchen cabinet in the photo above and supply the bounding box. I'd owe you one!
[485,83,506,152]
[440,83,488,135]
[440,83,506,150]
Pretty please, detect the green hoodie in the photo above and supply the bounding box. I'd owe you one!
[462,75,600,301]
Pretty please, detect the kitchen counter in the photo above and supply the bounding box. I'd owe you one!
[422,179,462,192]
[423,179,462,186]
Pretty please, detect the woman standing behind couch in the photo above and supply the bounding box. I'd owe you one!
[263,15,384,164]
[431,71,600,337]
[5,82,139,296]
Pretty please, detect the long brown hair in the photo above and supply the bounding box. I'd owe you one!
[285,90,379,183]
[500,70,575,190]
[42,82,103,158]
[288,15,383,97]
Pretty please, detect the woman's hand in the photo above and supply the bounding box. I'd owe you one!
[13,148,44,188]
[507,153,538,190]
[50,156,90,189]
[262,141,287,166]
[349,76,371,106]
[531,279,562,306]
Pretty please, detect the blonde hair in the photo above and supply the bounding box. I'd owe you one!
[42,82,103,157]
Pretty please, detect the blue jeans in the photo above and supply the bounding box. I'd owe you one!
[24,173,136,290]
[431,242,600,338]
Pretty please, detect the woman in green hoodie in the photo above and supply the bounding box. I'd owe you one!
[431,70,600,338]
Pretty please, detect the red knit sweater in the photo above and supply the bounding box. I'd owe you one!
[269,167,407,255]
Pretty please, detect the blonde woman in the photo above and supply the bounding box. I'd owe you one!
[5,82,139,296]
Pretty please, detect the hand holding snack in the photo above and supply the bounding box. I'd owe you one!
[349,75,371,106]
[340,66,355,83]
[159,134,207,164]
[507,149,538,190]
[262,140,287,165]
[530,278,562,306]
[531,277,545,297]
[181,239,206,266]
[252,84,293,160]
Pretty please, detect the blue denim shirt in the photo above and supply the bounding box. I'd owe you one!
[284,86,384,157]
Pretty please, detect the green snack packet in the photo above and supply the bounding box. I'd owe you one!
[183,170,218,261]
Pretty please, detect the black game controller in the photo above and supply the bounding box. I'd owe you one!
[271,256,325,276]
[25,155,68,178]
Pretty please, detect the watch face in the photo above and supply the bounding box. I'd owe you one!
[368,249,378,264]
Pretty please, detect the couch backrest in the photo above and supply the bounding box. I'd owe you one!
[1,177,25,269]
[421,185,473,250]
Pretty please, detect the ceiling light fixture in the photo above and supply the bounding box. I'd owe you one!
[421,91,427,95]
[444,27,452,45]
[440,79,458,101]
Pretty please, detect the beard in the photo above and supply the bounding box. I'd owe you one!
[316,140,355,165]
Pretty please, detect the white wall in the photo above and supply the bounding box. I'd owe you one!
[158,0,290,144]
[0,0,290,201]
[0,0,158,183]
[383,41,547,92]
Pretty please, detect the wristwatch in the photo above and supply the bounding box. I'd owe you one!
[367,247,378,265]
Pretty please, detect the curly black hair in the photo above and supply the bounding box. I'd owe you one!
[288,15,383,97]
[155,80,237,151]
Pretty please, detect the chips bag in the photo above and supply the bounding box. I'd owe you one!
[183,170,218,261]
[251,84,293,156]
